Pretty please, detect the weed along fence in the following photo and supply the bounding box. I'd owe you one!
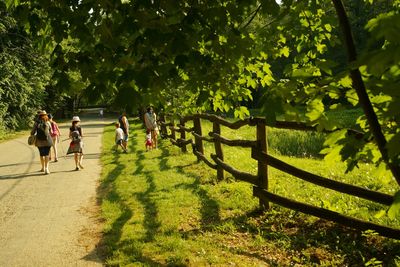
[158,113,400,239]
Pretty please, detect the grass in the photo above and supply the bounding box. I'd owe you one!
[98,118,400,266]
[0,128,31,143]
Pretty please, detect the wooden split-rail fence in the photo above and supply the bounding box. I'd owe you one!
[158,113,400,239]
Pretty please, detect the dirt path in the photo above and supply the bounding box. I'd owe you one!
[0,115,111,266]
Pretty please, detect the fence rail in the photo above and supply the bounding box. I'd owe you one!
[159,113,400,239]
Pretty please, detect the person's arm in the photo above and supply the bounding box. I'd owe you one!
[48,122,53,136]
[30,122,37,135]
[144,113,150,129]
[55,122,61,136]
[123,117,129,134]
[153,113,158,128]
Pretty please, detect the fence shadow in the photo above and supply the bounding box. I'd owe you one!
[174,164,222,229]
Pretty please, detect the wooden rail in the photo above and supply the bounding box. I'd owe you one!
[252,149,394,206]
[253,187,400,239]
[159,113,399,239]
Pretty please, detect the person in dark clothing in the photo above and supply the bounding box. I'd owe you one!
[31,110,53,174]
[68,116,84,170]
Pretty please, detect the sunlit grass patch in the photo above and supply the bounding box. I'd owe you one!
[98,118,400,266]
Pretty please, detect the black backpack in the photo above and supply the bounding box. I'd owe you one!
[36,121,47,140]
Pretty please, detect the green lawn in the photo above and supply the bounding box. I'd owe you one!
[98,118,400,266]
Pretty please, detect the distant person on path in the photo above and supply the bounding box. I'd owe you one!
[48,114,61,162]
[118,111,129,152]
[145,129,152,151]
[144,106,159,149]
[99,108,104,117]
[31,110,53,174]
[67,116,84,171]
[114,122,127,153]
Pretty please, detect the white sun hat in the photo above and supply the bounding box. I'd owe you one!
[72,116,81,122]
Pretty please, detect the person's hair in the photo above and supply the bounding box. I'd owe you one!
[115,122,120,127]
[39,114,49,122]
[146,129,151,134]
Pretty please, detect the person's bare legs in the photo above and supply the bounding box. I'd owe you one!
[152,131,158,149]
[121,139,128,153]
[120,144,126,152]
[78,153,84,169]
[40,156,45,172]
[44,155,50,174]
[53,136,58,161]
[74,153,79,170]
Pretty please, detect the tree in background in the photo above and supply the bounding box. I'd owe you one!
[0,2,50,132]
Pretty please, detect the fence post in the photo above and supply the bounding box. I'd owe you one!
[170,117,176,141]
[213,122,224,181]
[256,120,269,209]
[193,117,204,155]
[179,118,187,152]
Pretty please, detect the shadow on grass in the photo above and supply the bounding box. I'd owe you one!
[96,124,400,266]
[158,144,170,171]
[173,163,221,229]
[96,151,133,261]
[96,121,167,265]
[134,170,161,242]
[169,159,400,265]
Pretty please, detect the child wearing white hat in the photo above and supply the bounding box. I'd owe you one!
[67,116,84,170]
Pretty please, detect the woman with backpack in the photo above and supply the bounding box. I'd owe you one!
[67,116,84,170]
[48,114,61,162]
[31,110,53,174]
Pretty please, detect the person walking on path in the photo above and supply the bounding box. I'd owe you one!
[67,116,84,171]
[31,110,53,174]
[144,106,159,149]
[114,122,127,153]
[118,111,129,152]
[48,114,61,162]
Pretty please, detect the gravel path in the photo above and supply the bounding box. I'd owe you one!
[0,115,110,266]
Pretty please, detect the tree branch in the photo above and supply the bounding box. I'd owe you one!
[240,4,262,30]
[331,0,400,186]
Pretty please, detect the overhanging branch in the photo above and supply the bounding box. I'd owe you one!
[331,0,400,186]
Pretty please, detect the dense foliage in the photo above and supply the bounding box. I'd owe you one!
[0,2,50,131]
[4,0,400,215]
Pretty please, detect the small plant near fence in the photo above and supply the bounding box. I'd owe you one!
[159,113,400,240]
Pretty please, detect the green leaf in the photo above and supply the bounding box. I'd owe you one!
[323,129,347,147]
[345,89,359,106]
[388,191,400,220]
[372,162,393,185]
[374,210,386,219]
[280,46,290,57]
[324,23,332,32]
[292,68,314,78]
[218,35,227,45]
[5,0,19,9]
[338,76,353,88]
[306,98,324,122]
[316,43,327,54]
[387,132,400,158]
[234,106,249,119]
